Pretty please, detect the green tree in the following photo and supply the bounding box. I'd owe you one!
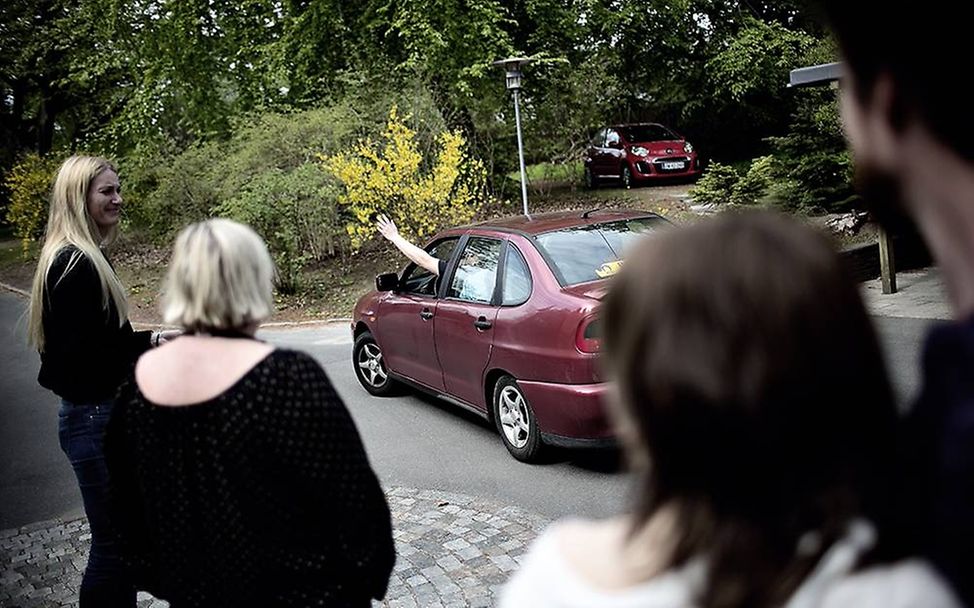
[1,0,129,156]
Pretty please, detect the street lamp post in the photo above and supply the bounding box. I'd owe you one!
[494,57,533,218]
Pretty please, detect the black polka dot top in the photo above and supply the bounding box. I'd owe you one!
[104,349,395,607]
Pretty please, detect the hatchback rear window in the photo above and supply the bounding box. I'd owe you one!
[535,217,668,286]
[620,125,676,143]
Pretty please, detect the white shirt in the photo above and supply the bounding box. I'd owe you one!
[456,265,494,302]
[499,520,962,608]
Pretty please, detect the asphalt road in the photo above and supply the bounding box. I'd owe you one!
[0,289,940,529]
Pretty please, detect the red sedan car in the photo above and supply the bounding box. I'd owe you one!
[351,210,670,462]
[583,123,701,189]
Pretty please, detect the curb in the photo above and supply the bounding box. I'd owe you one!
[0,281,29,297]
[260,318,352,328]
[129,318,354,331]
[1,281,351,329]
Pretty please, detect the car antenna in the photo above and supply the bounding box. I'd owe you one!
[581,207,601,219]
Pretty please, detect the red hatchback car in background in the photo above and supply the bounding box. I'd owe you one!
[583,123,701,189]
[351,210,671,462]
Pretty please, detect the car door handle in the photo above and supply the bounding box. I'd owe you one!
[420,309,434,320]
[474,317,492,330]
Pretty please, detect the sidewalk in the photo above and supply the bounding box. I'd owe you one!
[0,486,549,608]
[859,267,951,320]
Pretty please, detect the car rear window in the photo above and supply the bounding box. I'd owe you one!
[534,217,668,286]
[620,125,676,143]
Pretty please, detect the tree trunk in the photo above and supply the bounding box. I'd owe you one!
[37,83,56,155]
[11,79,28,149]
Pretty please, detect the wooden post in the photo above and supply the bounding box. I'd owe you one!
[878,226,897,294]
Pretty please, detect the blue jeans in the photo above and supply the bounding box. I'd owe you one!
[58,400,136,607]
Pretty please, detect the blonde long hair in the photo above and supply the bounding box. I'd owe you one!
[27,155,129,351]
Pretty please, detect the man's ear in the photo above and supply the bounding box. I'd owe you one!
[845,72,903,170]
[873,71,911,133]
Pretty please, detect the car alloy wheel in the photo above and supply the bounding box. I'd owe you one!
[353,332,398,396]
[622,166,632,189]
[584,167,598,190]
[493,376,542,462]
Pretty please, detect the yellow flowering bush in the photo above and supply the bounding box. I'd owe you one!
[4,154,59,257]
[322,106,486,250]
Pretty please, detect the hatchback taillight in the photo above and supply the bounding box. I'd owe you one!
[575,315,601,353]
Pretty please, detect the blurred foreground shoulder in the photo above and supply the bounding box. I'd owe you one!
[498,522,567,608]
[821,559,962,608]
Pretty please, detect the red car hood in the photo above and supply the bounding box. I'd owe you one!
[631,139,686,156]
[563,280,610,302]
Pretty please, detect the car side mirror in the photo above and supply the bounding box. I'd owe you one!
[375,272,399,292]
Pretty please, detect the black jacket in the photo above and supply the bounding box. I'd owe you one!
[105,349,396,607]
[38,246,151,403]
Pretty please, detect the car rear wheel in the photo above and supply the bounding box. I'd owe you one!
[353,332,399,396]
[622,165,633,189]
[584,167,598,190]
[492,376,542,462]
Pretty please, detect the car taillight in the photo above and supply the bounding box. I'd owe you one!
[575,315,601,353]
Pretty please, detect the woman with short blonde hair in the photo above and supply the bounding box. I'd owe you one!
[27,155,175,607]
[161,218,275,332]
[105,219,395,607]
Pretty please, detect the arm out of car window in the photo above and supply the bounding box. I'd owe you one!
[376,214,441,276]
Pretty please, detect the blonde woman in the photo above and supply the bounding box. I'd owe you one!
[103,219,395,607]
[26,155,177,606]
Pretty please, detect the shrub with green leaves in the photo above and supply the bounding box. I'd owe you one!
[215,165,342,293]
[122,143,220,237]
[731,155,774,206]
[120,88,455,293]
[762,40,854,213]
[689,162,740,207]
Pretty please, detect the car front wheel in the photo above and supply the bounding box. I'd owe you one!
[492,376,542,462]
[353,332,398,396]
[584,166,598,190]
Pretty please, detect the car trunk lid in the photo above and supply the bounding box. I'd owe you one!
[563,279,610,302]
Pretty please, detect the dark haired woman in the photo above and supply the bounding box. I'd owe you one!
[500,211,959,608]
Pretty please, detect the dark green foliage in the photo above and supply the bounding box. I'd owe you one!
[765,87,854,212]
[689,163,741,207]
[2,0,849,235]
[120,88,453,292]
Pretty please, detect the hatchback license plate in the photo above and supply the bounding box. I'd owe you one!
[662,161,685,170]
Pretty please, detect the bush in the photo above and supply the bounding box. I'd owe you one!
[124,105,364,240]
[689,162,740,207]
[322,105,488,250]
[763,40,853,213]
[122,142,220,237]
[4,154,60,256]
[731,155,774,205]
[215,165,342,293]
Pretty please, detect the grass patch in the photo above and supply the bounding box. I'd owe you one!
[506,162,583,184]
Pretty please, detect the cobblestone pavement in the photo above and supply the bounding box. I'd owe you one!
[0,486,551,607]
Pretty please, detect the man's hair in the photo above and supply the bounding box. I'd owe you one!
[163,219,275,332]
[603,210,904,608]
[820,2,974,161]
